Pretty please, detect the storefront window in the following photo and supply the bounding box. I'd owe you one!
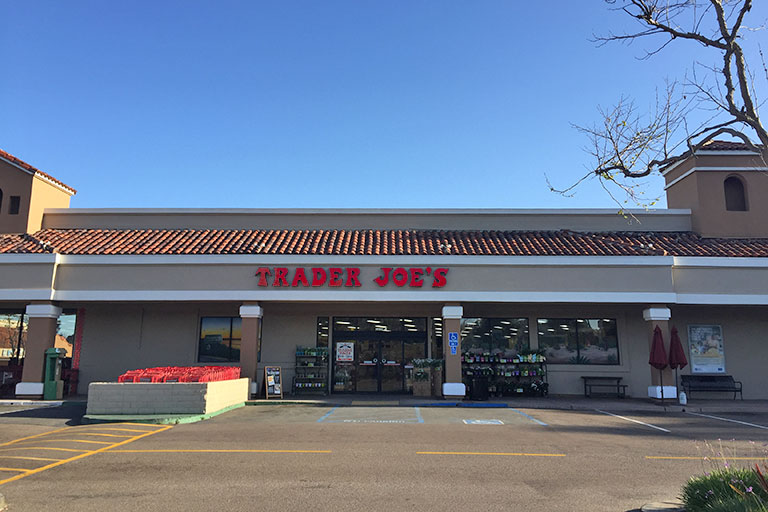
[537,318,619,365]
[316,317,329,348]
[460,318,529,357]
[0,311,27,365]
[431,317,443,360]
[198,317,242,362]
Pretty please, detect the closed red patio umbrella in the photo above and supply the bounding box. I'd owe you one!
[668,326,688,400]
[668,327,688,370]
[649,325,668,401]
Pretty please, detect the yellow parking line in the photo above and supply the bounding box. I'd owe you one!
[109,449,332,454]
[0,468,28,473]
[0,455,62,462]
[77,433,135,438]
[0,426,75,448]
[0,425,173,487]
[417,451,566,457]
[18,439,113,445]
[85,427,158,433]
[0,447,90,453]
[647,456,768,461]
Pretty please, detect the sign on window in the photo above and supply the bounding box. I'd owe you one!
[336,342,354,362]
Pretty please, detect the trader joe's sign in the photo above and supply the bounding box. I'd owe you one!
[254,267,448,288]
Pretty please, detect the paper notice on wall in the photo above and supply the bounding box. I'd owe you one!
[688,325,726,373]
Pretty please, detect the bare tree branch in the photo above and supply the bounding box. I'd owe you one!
[554,0,767,205]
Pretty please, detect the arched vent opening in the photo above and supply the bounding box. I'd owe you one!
[724,176,748,211]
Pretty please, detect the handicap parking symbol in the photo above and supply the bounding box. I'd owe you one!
[448,332,459,355]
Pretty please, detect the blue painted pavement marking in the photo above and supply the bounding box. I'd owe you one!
[509,408,548,426]
[463,419,504,425]
[414,406,424,424]
[316,406,339,423]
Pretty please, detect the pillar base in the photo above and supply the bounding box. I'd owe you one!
[443,382,466,399]
[15,382,44,399]
[647,386,677,399]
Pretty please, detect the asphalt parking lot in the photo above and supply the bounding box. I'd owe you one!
[1,403,767,511]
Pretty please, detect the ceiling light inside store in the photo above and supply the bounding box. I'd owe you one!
[336,321,351,325]
[500,321,510,325]
[367,320,381,324]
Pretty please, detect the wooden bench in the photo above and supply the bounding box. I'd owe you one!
[581,376,628,398]
[681,375,743,400]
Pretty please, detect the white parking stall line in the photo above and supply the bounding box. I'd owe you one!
[686,411,768,430]
[595,410,671,433]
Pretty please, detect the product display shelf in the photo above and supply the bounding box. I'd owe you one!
[461,353,548,397]
[293,347,329,395]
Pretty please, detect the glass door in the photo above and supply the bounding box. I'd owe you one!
[355,340,379,392]
[379,340,404,393]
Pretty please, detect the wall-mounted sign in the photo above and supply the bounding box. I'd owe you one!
[254,267,448,288]
[448,332,459,356]
[687,325,726,374]
[336,342,354,362]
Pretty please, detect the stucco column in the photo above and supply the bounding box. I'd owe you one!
[643,306,675,397]
[442,304,465,398]
[17,303,62,398]
[239,303,263,395]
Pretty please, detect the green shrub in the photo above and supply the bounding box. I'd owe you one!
[681,467,768,512]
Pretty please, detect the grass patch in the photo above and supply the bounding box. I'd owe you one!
[681,467,768,512]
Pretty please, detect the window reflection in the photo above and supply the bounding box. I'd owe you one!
[459,318,529,357]
[198,317,241,362]
[537,318,619,365]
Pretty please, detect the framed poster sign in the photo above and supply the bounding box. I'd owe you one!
[687,325,726,374]
[336,342,354,362]
[264,366,283,399]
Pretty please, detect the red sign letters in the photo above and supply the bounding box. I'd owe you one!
[254,267,448,288]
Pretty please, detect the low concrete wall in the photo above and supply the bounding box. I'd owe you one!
[86,378,248,415]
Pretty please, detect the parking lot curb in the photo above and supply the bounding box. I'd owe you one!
[82,402,245,425]
[640,501,685,511]
[0,491,6,511]
[246,400,328,406]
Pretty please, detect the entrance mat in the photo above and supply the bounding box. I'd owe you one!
[350,400,399,406]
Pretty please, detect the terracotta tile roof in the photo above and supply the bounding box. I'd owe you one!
[0,234,52,254]
[1,228,768,257]
[700,140,762,151]
[0,149,77,194]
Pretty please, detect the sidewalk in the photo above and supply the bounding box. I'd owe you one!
[247,393,768,414]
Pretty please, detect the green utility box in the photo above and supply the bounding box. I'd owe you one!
[43,347,66,400]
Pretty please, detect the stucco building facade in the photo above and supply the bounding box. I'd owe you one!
[1,142,766,400]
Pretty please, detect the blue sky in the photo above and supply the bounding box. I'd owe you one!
[2,2,766,209]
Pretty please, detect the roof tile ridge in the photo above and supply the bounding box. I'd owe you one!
[567,229,669,256]
[0,148,77,194]
[21,232,56,253]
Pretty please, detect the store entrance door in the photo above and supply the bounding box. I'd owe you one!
[355,339,404,393]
